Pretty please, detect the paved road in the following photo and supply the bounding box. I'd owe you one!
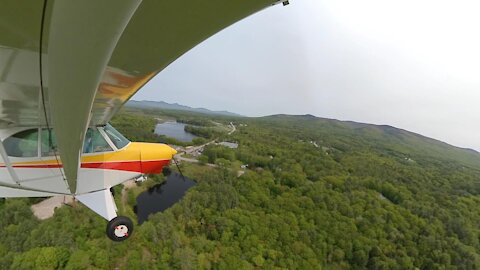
[176,156,199,163]
[175,122,236,165]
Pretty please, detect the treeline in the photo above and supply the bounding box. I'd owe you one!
[202,145,236,163]
[111,110,231,146]
[220,115,480,268]
[1,111,480,269]
[184,125,220,139]
[184,113,480,268]
[177,117,214,127]
[109,113,159,142]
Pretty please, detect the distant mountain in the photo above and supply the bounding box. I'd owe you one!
[126,100,242,117]
[263,114,480,169]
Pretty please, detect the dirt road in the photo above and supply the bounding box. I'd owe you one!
[31,195,73,220]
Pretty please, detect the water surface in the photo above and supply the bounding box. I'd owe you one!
[135,172,196,224]
[155,121,198,142]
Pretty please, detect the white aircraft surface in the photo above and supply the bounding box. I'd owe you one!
[0,0,288,241]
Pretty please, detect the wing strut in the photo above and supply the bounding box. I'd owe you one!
[0,140,20,186]
[46,0,142,194]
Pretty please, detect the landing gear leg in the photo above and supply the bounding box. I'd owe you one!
[106,216,134,241]
[76,189,134,241]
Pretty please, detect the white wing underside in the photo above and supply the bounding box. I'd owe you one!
[0,0,284,194]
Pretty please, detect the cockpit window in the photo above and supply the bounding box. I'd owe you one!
[40,128,113,156]
[83,128,112,153]
[41,128,57,157]
[104,124,129,149]
[4,129,39,157]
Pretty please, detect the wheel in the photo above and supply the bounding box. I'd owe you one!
[106,216,134,241]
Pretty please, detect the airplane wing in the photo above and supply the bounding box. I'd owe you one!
[0,0,286,194]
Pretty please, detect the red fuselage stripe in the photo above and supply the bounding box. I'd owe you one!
[2,160,170,173]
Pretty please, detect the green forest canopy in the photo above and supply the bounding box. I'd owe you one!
[0,108,480,269]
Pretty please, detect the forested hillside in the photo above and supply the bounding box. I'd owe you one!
[0,109,479,269]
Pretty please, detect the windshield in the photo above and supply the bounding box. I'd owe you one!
[104,124,130,150]
[83,128,112,153]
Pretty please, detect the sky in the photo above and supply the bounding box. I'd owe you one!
[134,0,480,151]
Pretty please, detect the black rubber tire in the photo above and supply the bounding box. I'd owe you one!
[106,216,134,241]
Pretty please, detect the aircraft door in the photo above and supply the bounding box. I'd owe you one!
[0,128,38,186]
[37,128,70,193]
[0,128,69,194]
